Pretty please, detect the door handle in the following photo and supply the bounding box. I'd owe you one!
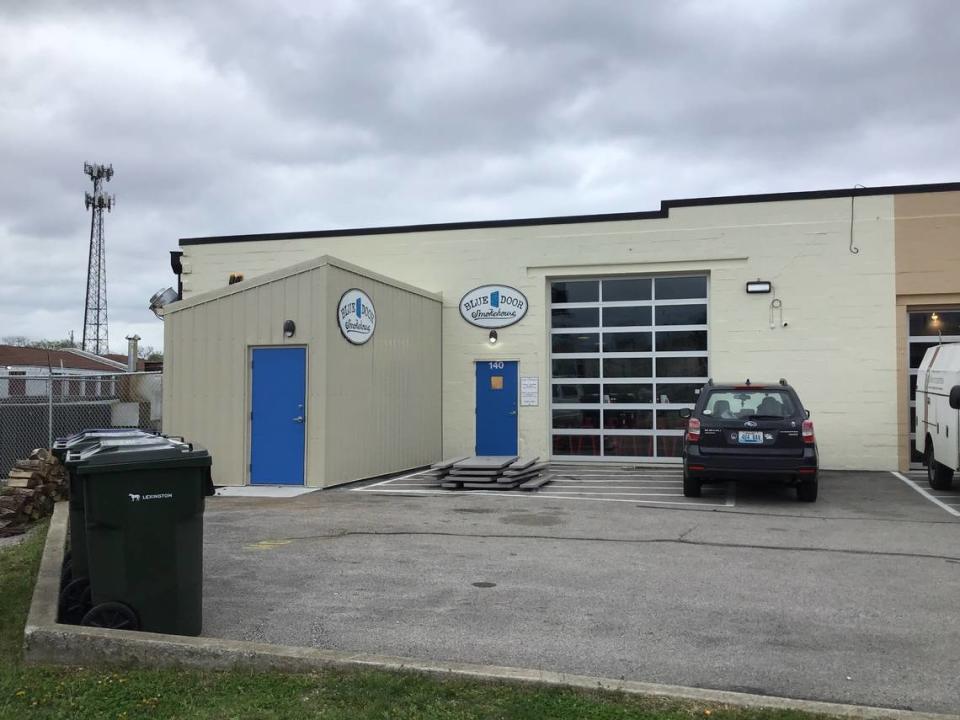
[293,416,305,423]
[508,411,517,416]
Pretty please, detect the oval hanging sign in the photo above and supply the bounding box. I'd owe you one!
[459,284,528,328]
[337,288,376,344]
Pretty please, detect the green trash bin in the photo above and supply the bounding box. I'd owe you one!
[74,442,213,635]
[53,430,169,623]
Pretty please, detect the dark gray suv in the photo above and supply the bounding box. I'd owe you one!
[680,379,819,502]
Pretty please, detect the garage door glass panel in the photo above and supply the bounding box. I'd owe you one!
[603,332,652,352]
[603,306,652,327]
[604,384,653,403]
[602,358,652,378]
[656,304,707,326]
[552,333,600,353]
[655,383,701,403]
[553,409,601,429]
[909,311,960,336]
[657,436,684,457]
[553,383,601,403]
[655,276,707,300]
[603,278,652,301]
[552,358,600,378]
[553,435,600,456]
[604,436,653,456]
[656,330,708,352]
[656,410,688,429]
[550,274,707,461]
[910,342,940,369]
[551,280,599,303]
[604,409,652,429]
[552,308,599,328]
[656,356,708,377]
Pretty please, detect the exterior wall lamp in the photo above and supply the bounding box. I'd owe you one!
[283,320,296,338]
[746,280,772,294]
[488,330,498,345]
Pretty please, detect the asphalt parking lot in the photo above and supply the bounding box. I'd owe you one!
[202,467,960,714]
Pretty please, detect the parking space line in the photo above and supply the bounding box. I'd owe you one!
[350,487,727,507]
[891,472,960,518]
[362,469,425,489]
[349,467,733,509]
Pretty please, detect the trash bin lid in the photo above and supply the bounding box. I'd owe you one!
[54,429,158,451]
[75,443,211,474]
[64,436,178,464]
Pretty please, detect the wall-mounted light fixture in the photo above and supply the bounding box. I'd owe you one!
[746,280,772,294]
[488,330,498,345]
[283,320,296,338]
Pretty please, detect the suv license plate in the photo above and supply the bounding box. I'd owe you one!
[738,431,764,444]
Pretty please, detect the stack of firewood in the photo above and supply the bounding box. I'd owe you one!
[0,448,68,536]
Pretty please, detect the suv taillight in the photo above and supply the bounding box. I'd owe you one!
[686,417,701,443]
[802,419,815,444]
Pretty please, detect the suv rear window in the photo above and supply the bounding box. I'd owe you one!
[702,389,798,419]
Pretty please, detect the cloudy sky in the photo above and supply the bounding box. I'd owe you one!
[1,0,958,352]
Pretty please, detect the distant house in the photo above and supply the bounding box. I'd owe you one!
[0,346,127,400]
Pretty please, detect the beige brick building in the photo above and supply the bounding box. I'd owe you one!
[162,182,960,487]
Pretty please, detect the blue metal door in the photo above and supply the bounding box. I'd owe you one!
[475,360,518,455]
[250,347,306,485]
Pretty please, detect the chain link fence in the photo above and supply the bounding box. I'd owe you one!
[0,372,162,477]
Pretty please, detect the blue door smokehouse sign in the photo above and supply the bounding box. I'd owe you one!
[337,289,376,344]
[459,285,528,328]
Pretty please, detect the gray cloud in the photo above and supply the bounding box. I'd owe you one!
[1,0,958,351]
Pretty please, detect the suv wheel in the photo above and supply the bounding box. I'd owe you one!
[926,446,954,491]
[682,472,701,498]
[796,478,818,502]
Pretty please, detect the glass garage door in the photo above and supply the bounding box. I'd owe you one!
[908,309,960,466]
[550,275,708,462]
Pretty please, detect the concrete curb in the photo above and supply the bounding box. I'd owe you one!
[24,503,959,720]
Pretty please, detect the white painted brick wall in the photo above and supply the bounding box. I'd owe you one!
[180,195,897,470]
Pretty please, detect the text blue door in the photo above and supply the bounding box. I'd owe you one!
[475,361,518,455]
[251,347,306,485]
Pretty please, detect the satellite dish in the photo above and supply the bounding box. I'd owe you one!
[149,287,179,320]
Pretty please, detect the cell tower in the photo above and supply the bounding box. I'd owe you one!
[82,162,114,355]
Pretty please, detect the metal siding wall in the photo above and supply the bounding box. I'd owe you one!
[162,265,329,486]
[323,266,442,487]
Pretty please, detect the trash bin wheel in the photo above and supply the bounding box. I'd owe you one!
[81,602,140,631]
[60,560,73,588]
[59,577,91,624]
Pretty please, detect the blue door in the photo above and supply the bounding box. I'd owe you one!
[475,360,518,455]
[250,347,306,485]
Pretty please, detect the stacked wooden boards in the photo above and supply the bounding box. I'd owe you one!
[440,456,550,490]
[418,456,471,483]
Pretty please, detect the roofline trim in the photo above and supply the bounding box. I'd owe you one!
[179,181,960,246]
[162,254,441,315]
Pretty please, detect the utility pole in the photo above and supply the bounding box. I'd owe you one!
[82,162,114,355]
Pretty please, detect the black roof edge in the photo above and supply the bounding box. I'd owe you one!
[179,180,960,246]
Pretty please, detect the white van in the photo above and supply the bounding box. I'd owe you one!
[914,343,960,490]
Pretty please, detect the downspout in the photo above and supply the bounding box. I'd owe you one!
[170,250,184,299]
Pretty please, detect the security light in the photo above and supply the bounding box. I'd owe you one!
[746,280,772,294]
[488,330,498,344]
[148,287,179,319]
[283,320,296,338]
